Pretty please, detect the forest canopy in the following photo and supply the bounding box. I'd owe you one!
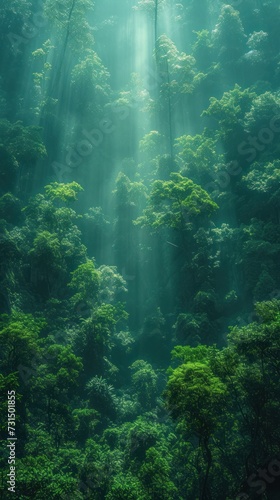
[1,1,280,499]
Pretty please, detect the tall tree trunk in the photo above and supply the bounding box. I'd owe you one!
[200,439,212,500]
[166,59,174,158]
[155,0,158,44]
[50,0,77,95]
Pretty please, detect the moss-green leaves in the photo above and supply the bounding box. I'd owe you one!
[135,173,218,230]
[44,181,83,203]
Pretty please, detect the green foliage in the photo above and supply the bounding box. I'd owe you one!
[244,160,280,202]
[239,219,280,299]
[29,230,66,297]
[1,2,280,499]
[43,344,83,390]
[28,344,83,447]
[172,313,203,345]
[0,312,45,374]
[31,40,56,118]
[44,0,94,52]
[84,206,110,226]
[139,447,177,499]
[31,231,61,264]
[135,173,218,230]
[72,408,99,442]
[45,182,84,203]
[163,300,280,498]
[114,172,147,210]
[193,289,216,315]
[0,193,22,224]
[171,344,215,364]
[0,119,46,164]
[244,91,280,136]
[166,358,227,439]
[192,30,214,70]
[139,130,162,157]
[247,30,269,51]
[86,376,117,419]
[71,49,111,117]
[0,120,46,193]
[16,456,81,499]
[225,301,280,465]
[155,35,196,95]
[126,417,161,463]
[23,190,87,280]
[255,297,280,322]
[176,131,222,183]
[111,72,152,116]
[68,259,100,307]
[72,303,127,377]
[0,0,31,26]
[106,474,146,499]
[98,265,127,304]
[130,360,158,409]
[0,146,18,193]
[203,85,256,142]
[213,5,246,64]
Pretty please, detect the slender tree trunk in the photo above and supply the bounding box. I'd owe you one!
[154,1,173,157]
[50,0,77,95]
[60,0,77,68]
[155,0,158,44]
[200,439,212,500]
[166,59,174,158]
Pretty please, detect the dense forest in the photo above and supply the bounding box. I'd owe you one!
[1,0,280,498]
